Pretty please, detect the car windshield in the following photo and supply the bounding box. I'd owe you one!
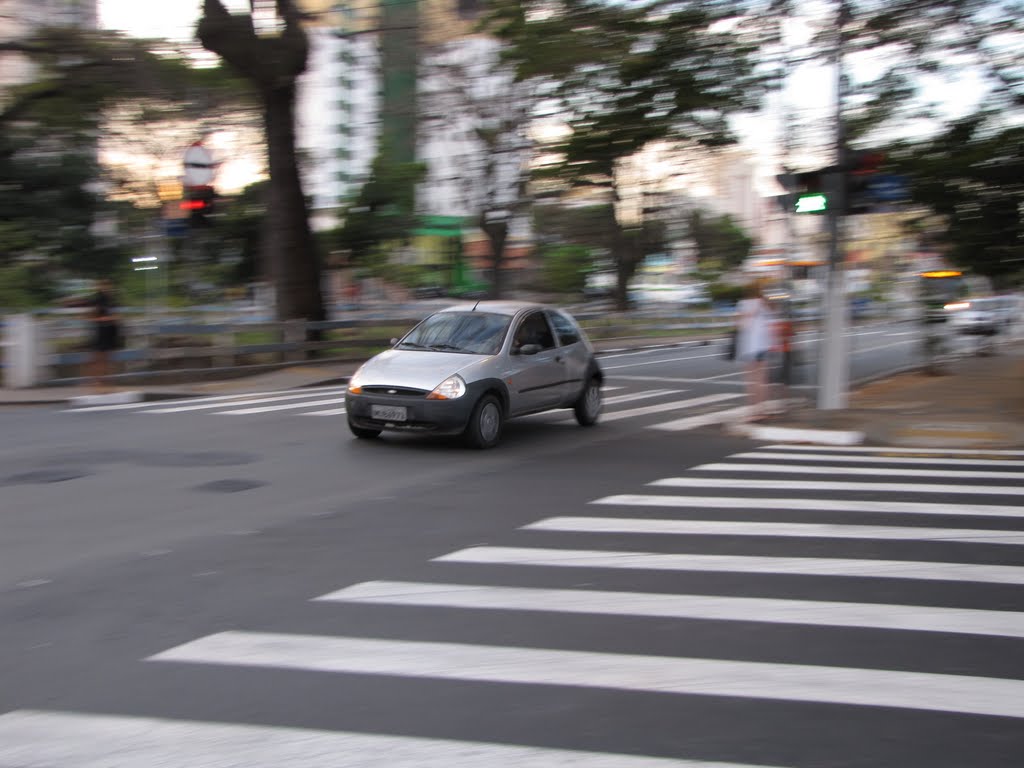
[397,311,511,355]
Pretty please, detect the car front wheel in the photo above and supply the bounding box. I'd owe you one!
[574,377,602,426]
[464,394,503,449]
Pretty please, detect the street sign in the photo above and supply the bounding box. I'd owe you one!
[183,142,216,187]
[868,174,909,202]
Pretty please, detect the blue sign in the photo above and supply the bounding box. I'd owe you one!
[868,175,909,202]
[165,217,188,238]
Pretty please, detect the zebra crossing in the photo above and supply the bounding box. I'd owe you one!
[64,383,761,431]
[2,444,1022,765]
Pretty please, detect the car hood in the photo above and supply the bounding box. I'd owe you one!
[355,349,495,390]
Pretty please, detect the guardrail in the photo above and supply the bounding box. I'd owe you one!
[8,302,904,388]
[19,308,744,386]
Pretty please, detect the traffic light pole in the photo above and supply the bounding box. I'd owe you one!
[818,0,850,411]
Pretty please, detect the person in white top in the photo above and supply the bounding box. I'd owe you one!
[736,281,775,420]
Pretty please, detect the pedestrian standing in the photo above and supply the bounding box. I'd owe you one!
[88,279,121,392]
[772,302,796,408]
[736,281,775,421]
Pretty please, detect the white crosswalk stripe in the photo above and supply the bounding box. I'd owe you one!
[0,711,755,768]
[525,515,1024,545]
[591,493,1024,519]
[317,580,1024,639]
[649,476,1024,496]
[435,546,1024,585]
[8,448,1022,764]
[732,451,1024,468]
[63,384,754,427]
[148,631,1024,720]
[694,462,1023,480]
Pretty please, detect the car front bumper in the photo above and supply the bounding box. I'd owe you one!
[345,390,480,435]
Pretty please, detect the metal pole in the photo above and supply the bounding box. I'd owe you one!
[817,0,850,410]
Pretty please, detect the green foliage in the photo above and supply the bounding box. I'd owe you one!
[708,281,745,305]
[685,209,753,272]
[0,266,54,310]
[888,118,1024,286]
[485,0,768,307]
[0,25,252,285]
[334,156,427,263]
[542,245,592,293]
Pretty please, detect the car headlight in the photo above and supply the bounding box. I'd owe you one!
[427,374,467,400]
[347,366,365,394]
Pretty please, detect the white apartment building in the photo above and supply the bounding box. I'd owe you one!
[296,25,378,220]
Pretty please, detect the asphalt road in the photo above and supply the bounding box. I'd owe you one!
[2,320,1022,767]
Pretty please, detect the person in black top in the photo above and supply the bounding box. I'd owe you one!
[89,279,121,391]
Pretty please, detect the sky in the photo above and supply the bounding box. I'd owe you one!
[97,1,984,199]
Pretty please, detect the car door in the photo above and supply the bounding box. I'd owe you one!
[505,311,565,415]
[547,309,591,404]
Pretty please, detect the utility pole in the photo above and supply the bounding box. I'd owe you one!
[818,0,851,410]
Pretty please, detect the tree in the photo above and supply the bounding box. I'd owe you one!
[197,0,325,324]
[685,209,753,272]
[779,1,1021,283]
[485,0,771,309]
[0,26,247,280]
[889,119,1023,286]
[420,38,534,298]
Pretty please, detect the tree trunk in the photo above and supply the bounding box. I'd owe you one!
[263,83,324,323]
[482,217,508,299]
[197,0,324,327]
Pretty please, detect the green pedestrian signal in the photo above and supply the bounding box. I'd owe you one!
[795,192,828,214]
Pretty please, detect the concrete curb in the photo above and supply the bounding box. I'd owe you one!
[740,424,866,446]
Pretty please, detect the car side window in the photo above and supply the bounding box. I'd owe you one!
[513,312,556,351]
[548,310,581,346]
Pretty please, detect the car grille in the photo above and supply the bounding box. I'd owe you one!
[360,386,429,397]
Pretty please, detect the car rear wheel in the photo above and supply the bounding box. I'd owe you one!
[574,376,602,426]
[464,394,503,449]
[348,419,381,440]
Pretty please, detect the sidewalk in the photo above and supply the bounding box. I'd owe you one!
[3,335,1023,449]
[741,339,1024,449]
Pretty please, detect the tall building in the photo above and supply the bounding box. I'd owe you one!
[295,0,490,216]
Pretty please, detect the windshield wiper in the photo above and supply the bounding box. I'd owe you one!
[429,343,467,352]
[397,341,427,349]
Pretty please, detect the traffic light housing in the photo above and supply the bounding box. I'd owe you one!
[846,150,885,214]
[181,185,215,227]
[777,169,830,215]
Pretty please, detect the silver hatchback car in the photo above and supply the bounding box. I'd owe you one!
[345,301,603,448]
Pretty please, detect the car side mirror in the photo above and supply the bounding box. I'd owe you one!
[390,338,399,345]
[517,343,542,356]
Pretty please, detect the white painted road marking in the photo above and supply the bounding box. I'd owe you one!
[148,631,1024,719]
[650,477,1024,497]
[591,494,1024,519]
[762,445,1024,456]
[732,451,1024,468]
[435,546,1024,585]
[0,710,751,768]
[694,462,1024,481]
[600,393,743,422]
[147,388,347,413]
[218,397,344,415]
[525,516,1024,545]
[317,580,1024,639]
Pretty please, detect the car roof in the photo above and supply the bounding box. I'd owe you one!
[436,301,553,317]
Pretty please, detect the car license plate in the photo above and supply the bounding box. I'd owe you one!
[371,404,407,422]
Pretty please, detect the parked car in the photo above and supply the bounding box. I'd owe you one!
[345,301,604,448]
[946,296,1015,335]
